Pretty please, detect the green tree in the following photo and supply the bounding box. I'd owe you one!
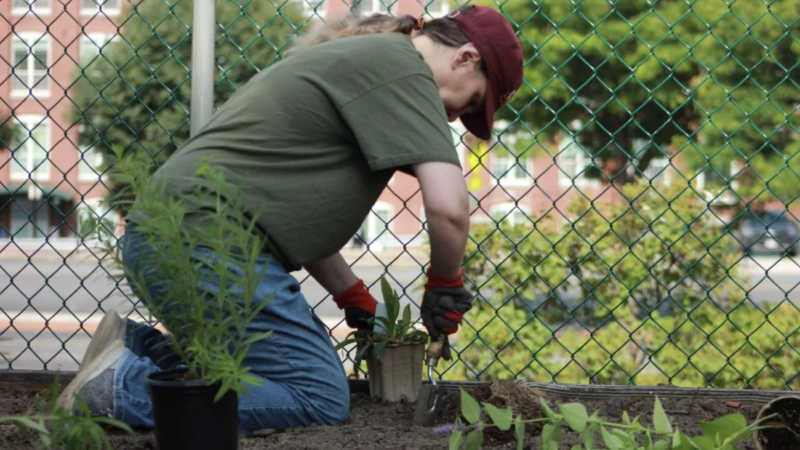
[500,0,800,193]
[675,0,800,205]
[70,0,305,162]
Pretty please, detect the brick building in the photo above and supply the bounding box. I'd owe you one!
[0,0,120,249]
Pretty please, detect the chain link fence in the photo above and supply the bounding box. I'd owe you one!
[1,0,799,390]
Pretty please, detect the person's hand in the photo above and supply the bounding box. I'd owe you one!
[420,268,473,361]
[333,279,377,332]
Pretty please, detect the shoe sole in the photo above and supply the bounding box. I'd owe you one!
[80,311,126,369]
[57,340,125,412]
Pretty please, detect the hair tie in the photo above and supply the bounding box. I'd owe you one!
[415,17,425,30]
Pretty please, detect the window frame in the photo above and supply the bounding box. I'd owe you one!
[10,115,51,182]
[11,33,51,99]
[11,0,52,16]
[80,0,121,17]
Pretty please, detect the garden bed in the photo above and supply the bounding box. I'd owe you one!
[0,374,786,449]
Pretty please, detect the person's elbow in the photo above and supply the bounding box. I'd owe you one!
[426,188,469,232]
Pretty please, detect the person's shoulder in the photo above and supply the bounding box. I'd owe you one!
[325,33,430,77]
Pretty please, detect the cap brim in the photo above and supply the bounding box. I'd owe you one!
[460,82,496,141]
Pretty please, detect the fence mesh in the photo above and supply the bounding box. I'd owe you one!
[1,0,799,389]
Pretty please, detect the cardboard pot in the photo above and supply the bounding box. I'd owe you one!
[366,342,425,403]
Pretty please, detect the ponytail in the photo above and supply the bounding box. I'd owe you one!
[289,6,479,55]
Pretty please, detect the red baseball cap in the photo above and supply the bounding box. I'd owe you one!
[447,6,523,140]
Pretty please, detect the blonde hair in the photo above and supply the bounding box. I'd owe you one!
[289,6,483,61]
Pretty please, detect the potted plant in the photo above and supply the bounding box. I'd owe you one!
[102,146,273,450]
[336,278,428,403]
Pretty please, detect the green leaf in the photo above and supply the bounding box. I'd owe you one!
[654,440,669,450]
[611,429,634,448]
[601,426,623,450]
[240,331,272,347]
[380,278,398,320]
[4,417,48,433]
[560,403,588,432]
[690,436,716,450]
[622,411,631,425]
[465,430,483,450]
[542,423,562,445]
[449,429,464,450]
[334,339,358,350]
[570,446,582,450]
[353,342,371,373]
[460,387,481,425]
[699,413,746,444]
[673,430,702,450]
[652,397,672,434]
[373,341,390,361]
[540,398,557,419]
[582,424,596,450]
[396,305,412,337]
[514,415,525,450]
[483,403,513,431]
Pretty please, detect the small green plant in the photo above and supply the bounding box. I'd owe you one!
[0,375,133,449]
[335,278,428,374]
[444,387,777,450]
[102,144,273,401]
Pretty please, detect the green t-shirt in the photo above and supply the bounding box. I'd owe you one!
[143,33,460,272]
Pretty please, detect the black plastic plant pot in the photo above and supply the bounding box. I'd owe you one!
[147,368,238,450]
[755,396,800,450]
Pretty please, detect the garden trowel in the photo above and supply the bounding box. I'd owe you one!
[412,334,446,427]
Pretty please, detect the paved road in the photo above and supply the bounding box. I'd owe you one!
[1,254,797,371]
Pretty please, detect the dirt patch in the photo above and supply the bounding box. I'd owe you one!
[0,380,771,449]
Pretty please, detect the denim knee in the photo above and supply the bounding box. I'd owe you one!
[309,373,350,425]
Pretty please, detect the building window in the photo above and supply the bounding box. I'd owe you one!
[491,154,531,187]
[11,33,50,98]
[489,202,531,227]
[80,33,114,66]
[558,133,599,189]
[11,116,50,182]
[81,0,121,16]
[423,0,448,17]
[79,146,105,182]
[360,0,391,16]
[353,202,393,251]
[11,0,51,15]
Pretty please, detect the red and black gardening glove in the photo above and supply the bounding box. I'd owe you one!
[333,279,377,333]
[420,268,474,361]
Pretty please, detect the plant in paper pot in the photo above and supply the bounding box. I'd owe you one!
[102,145,273,450]
[336,278,428,403]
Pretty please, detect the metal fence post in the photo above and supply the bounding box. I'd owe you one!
[191,0,216,136]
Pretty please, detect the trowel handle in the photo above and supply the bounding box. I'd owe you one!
[425,335,446,367]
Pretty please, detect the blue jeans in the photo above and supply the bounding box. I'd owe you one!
[113,224,350,434]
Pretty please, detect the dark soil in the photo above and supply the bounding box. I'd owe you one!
[0,380,770,449]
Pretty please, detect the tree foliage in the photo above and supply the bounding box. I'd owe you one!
[501,0,800,196]
[71,0,305,162]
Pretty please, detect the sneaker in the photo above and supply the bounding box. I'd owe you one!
[80,311,126,369]
[58,340,124,414]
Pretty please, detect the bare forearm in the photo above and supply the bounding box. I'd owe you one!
[426,211,469,279]
[304,252,359,296]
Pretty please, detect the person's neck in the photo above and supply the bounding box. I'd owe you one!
[411,34,453,87]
